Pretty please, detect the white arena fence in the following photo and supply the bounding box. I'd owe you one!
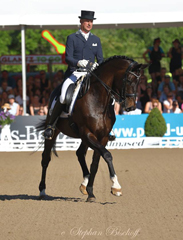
[0,114,183,152]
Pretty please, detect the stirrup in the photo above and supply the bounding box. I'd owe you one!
[43,126,55,140]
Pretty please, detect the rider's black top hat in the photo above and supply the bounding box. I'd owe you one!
[78,10,96,20]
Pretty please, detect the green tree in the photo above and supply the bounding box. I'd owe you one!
[145,108,167,137]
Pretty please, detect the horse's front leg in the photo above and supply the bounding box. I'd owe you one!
[39,133,58,199]
[86,132,122,198]
[76,142,90,195]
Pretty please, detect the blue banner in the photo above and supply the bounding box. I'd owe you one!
[113,113,183,138]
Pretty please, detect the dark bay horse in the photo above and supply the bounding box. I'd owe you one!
[38,55,147,202]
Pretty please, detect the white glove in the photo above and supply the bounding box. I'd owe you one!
[91,62,99,71]
[77,59,89,68]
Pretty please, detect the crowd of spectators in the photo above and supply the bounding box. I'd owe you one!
[115,37,183,115]
[0,69,65,116]
[0,37,183,116]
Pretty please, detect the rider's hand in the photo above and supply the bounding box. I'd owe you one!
[91,62,99,71]
[77,59,89,68]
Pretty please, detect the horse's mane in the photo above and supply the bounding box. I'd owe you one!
[94,55,135,72]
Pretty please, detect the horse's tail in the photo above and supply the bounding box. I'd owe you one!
[36,117,58,157]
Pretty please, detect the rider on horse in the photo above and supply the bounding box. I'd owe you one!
[43,10,115,141]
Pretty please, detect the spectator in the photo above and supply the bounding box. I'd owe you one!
[172,100,181,113]
[1,103,11,112]
[8,94,20,116]
[0,80,13,95]
[159,84,173,106]
[38,106,47,116]
[15,87,30,108]
[176,75,183,107]
[144,98,162,114]
[168,39,183,82]
[54,70,65,84]
[0,91,9,107]
[0,70,16,89]
[157,74,176,99]
[137,75,147,111]
[163,92,174,113]
[39,70,51,93]
[140,85,154,112]
[29,95,42,116]
[143,37,165,94]
[14,78,22,96]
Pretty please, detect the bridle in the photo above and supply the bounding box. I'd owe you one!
[86,60,141,104]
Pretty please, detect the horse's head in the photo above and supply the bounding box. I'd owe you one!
[114,59,148,112]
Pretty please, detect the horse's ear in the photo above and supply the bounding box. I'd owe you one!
[132,63,148,71]
[140,63,149,70]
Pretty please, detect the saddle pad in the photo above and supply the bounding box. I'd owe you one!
[50,75,85,119]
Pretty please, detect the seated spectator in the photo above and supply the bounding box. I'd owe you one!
[0,70,16,89]
[0,80,13,95]
[0,91,9,107]
[8,94,20,116]
[172,100,181,113]
[15,87,30,107]
[39,70,51,93]
[159,84,174,105]
[163,92,174,113]
[140,85,154,112]
[158,74,176,99]
[54,70,65,84]
[1,103,11,112]
[176,75,183,107]
[137,75,147,110]
[38,106,47,116]
[144,98,162,114]
[14,78,22,96]
[29,95,42,116]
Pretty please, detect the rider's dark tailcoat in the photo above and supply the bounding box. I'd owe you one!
[64,30,103,79]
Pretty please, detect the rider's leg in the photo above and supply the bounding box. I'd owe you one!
[43,78,74,140]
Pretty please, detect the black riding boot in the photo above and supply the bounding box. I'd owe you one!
[43,100,63,140]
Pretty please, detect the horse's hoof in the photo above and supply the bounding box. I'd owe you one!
[111,188,122,196]
[38,189,46,200]
[86,196,96,202]
[79,184,88,195]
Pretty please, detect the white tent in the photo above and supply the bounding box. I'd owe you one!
[1,0,183,113]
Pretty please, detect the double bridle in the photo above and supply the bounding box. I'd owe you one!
[88,61,141,104]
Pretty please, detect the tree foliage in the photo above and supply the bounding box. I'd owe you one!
[1,27,183,73]
[144,108,167,137]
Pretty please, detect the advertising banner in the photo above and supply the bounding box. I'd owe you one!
[0,114,183,152]
[0,55,63,65]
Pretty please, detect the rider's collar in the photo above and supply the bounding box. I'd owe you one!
[79,29,90,40]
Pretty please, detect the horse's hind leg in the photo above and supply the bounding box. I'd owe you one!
[39,135,57,199]
[86,150,101,202]
[76,142,89,195]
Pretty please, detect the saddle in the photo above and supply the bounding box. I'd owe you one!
[64,73,90,112]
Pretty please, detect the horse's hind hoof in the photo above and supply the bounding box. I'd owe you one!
[79,184,88,195]
[111,187,122,197]
[86,196,96,202]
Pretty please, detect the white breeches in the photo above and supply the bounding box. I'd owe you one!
[60,71,86,104]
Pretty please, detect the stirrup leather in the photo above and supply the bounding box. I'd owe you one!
[43,125,55,140]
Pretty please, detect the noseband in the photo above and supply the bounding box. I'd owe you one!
[121,61,141,101]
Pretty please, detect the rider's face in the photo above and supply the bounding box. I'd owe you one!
[80,19,93,33]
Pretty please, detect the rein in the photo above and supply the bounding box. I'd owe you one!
[87,61,140,104]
